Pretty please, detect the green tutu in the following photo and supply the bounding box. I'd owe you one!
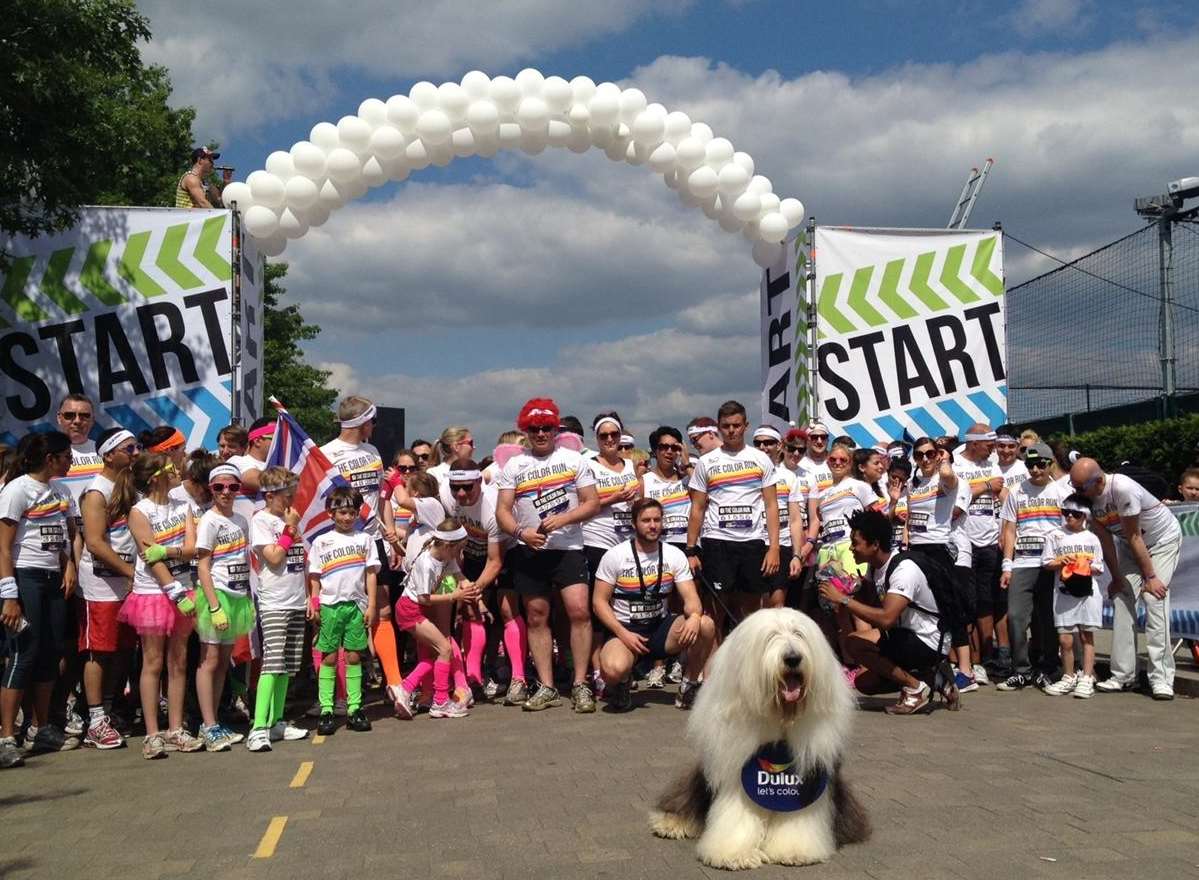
[194,590,256,644]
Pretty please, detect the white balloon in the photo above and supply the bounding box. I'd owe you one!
[546,119,572,146]
[647,142,677,173]
[416,109,452,144]
[220,181,252,210]
[450,127,476,157]
[520,132,547,155]
[588,91,620,127]
[701,195,722,219]
[568,103,590,125]
[385,95,420,133]
[663,111,691,143]
[324,148,361,183]
[687,166,720,199]
[733,191,763,221]
[497,122,522,148]
[747,174,773,195]
[362,157,387,187]
[590,125,615,149]
[284,175,318,209]
[264,150,295,180]
[490,76,521,114]
[461,70,491,98]
[337,115,372,153]
[759,193,782,217]
[515,67,545,96]
[675,137,706,171]
[626,141,650,166]
[474,134,499,158]
[405,138,431,169]
[619,88,647,122]
[780,198,805,227]
[595,81,621,101]
[569,76,597,103]
[466,99,499,133]
[429,144,454,167]
[758,212,788,243]
[732,151,755,177]
[705,137,735,168]
[645,102,667,117]
[631,110,665,145]
[516,97,549,131]
[368,125,406,160]
[278,208,308,239]
[310,122,340,151]
[753,240,784,268]
[437,82,470,122]
[243,204,280,238]
[258,234,287,258]
[247,171,286,208]
[717,163,750,196]
[299,202,330,228]
[542,76,572,113]
[339,177,366,199]
[317,179,344,210]
[689,123,714,143]
[663,169,682,190]
[566,125,590,153]
[357,98,387,126]
[409,81,439,109]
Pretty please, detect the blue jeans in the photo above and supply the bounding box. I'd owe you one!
[2,568,66,690]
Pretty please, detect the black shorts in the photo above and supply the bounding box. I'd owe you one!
[766,544,795,591]
[701,538,769,595]
[375,538,396,601]
[505,546,589,596]
[610,614,678,661]
[878,628,943,672]
[584,545,607,589]
[970,544,1003,618]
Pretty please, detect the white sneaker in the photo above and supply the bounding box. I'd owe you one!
[1073,675,1095,699]
[1043,673,1077,696]
[645,665,667,689]
[429,700,470,718]
[270,721,309,742]
[1095,677,1134,693]
[972,664,990,686]
[390,685,414,720]
[1151,684,1175,701]
[246,728,272,752]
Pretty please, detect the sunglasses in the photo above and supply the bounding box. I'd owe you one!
[396,464,418,473]
[1062,509,1086,518]
[597,431,621,441]
[456,439,475,448]
[450,483,475,494]
[827,456,850,465]
[808,434,828,442]
[1072,473,1102,491]
[656,443,682,453]
[914,449,938,461]
[1026,459,1049,470]
[210,482,241,493]
[753,439,779,447]
[415,452,431,460]
[618,444,634,451]
[118,443,141,456]
[59,411,93,422]
[527,425,555,435]
[785,445,804,453]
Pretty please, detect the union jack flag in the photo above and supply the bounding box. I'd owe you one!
[264,399,349,546]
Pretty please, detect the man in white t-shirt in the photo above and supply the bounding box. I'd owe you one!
[495,398,600,714]
[817,509,958,716]
[995,430,1029,491]
[1070,458,1182,699]
[798,421,833,495]
[685,401,780,625]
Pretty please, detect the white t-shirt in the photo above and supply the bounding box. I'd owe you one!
[690,445,775,543]
[953,458,1002,546]
[319,438,384,539]
[426,461,450,491]
[401,544,461,604]
[581,457,639,549]
[1041,527,1105,628]
[949,479,973,567]
[307,529,380,610]
[195,510,251,596]
[440,488,507,564]
[1091,473,1181,549]
[0,475,72,570]
[998,459,1029,491]
[812,478,879,544]
[595,540,692,626]
[78,474,136,601]
[56,441,103,525]
[641,470,691,545]
[872,551,944,653]
[250,510,308,611]
[892,496,908,552]
[799,455,833,495]
[999,479,1064,569]
[131,496,193,595]
[170,484,211,583]
[904,471,960,546]
[495,447,596,551]
[772,467,799,548]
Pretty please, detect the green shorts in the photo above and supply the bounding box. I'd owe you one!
[314,601,368,653]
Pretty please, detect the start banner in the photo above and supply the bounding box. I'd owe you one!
[0,207,263,449]
[759,232,811,433]
[812,227,1006,447]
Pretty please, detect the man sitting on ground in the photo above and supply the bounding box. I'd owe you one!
[818,509,958,715]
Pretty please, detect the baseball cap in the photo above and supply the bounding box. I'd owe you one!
[1023,442,1053,462]
[191,147,221,162]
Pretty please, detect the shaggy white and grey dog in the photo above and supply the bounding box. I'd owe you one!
[650,607,869,870]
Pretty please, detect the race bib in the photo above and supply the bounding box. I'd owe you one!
[627,600,663,621]
[907,511,929,534]
[226,561,251,592]
[740,742,829,812]
[285,545,307,573]
[613,509,633,537]
[968,498,996,517]
[40,524,66,553]
[820,517,848,542]
[663,514,688,538]
[93,552,134,579]
[717,504,753,530]
[777,506,790,527]
[1015,535,1045,558]
[532,488,568,520]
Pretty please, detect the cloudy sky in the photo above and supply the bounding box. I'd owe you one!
[138,0,1199,446]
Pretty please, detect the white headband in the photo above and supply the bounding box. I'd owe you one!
[1060,501,1089,514]
[964,431,997,442]
[433,526,468,541]
[996,434,1016,443]
[752,426,781,442]
[619,434,635,446]
[98,430,135,456]
[593,416,621,434]
[687,425,718,438]
[340,404,377,428]
[208,463,242,483]
[447,469,482,482]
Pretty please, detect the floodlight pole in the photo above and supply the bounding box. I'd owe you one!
[1156,215,1176,416]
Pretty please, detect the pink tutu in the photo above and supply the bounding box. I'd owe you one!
[118,591,196,637]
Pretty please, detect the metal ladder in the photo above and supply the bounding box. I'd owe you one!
[947,158,994,229]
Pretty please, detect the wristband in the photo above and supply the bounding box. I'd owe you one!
[1001,558,1013,573]
[309,595,320,615]
[277,532,295,551]
[144,544,168,564]
[684,545,700,558]
[0,576,17,600]
[165,580,187,602]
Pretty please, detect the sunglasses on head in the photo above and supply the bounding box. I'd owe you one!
[59,411,92,422]
[210,481,241,493]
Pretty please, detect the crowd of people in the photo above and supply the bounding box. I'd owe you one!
[0,392,1189,767]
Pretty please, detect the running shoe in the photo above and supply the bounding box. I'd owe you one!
[571,682,597,714]
[605,680,632,711]
[996,673,1032,691]
[521,684,560,712]
[1043,673,1077,696]
[270,721,309,742]
[884,682,931,715]
[645,666,667,690]
[483,678,503,701]
[83,716,125,750]
[972,664,990,686]
[386,684,410,717]
[246,728,272,752]
[163,727,205,752]
[1151,685,1175,701]
[675,679,701,710]
[346,710,372,732]
[142,733,168,760]
[199,724,232,752]
[63,713,85,738]
[429,700,470,719]
[1095,677,1135,693]
[502,679,529,706]
[0,736,23,768]
[316,713,338,735]
[1073,675,1095,699]
[1032,672,1053,691]
[955,671,979,694]
[667,660,684,684]
[214,724,244,745]
[23,724,81,753]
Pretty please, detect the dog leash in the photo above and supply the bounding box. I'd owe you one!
[694,568,744,628]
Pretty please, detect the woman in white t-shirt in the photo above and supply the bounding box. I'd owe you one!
[0,431,76,760]
[120,453,200,758]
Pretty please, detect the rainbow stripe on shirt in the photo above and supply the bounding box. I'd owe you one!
[657,487,690,512]
[1016,504,1061,525]
[211,534,248,562]
[393,505,414,529]
[26,497,68,520]
[60,461,103,485]
[319,552,366,577]
[613,571,676,593]
[515,469,577,499]
[908,483,942,504]
[1095,510,1120,529]
[596,477,638,499]
[775,480,790,504]
[154,520,187,546]
[706,465,764,492]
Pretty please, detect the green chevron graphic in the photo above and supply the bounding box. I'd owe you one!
[940,244,981,305]
[0,256,47,322]
[971,235,1004,297]
[792,234,812,425]
[40,248,89,314]
[118,231,167,298]
[80,241,125,305]
[877,257,917,320]
[156,223,204,289]
[195,215,232,281]
[846,265,886,327]
[817,273,855,337]
[908,250,950,314]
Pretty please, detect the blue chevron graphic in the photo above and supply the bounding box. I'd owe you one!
[874,415,910,444]
[104,405,153,437]
[0,432,18,446]
[968,387,1007,425]
[907,406,948,439]
[935,398,975,435]
[144,395,196,441]
[184,385,231,450]
[841,423,880,449]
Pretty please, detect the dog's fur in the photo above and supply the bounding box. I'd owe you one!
[650,608,870,870]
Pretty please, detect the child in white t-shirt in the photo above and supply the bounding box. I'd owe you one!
[245,467,310,752]
[307,487,380,735]
[1040,493,1106,699]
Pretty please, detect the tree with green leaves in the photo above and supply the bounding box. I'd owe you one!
[262,262,340,442]
[1,0,195,242]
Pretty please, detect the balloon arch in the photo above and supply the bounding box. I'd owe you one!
[223,69,805,268]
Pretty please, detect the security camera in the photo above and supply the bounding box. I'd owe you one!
[1167,177,1199,201]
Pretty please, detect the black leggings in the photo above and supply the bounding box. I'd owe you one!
[906,544,969,650]
[2,568,66,690]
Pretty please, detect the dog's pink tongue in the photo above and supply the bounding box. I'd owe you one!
[782,674,803,703]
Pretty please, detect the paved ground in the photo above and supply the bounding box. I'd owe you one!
[3,664,1197,880]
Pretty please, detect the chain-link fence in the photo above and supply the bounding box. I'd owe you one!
[1005,220,1199,427]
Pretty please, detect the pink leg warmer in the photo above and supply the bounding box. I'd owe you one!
[504,617,528,683]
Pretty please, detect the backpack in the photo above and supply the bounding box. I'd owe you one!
[882,551,968,653]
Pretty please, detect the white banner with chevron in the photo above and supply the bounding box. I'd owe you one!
[0,206,261,449]
[812,227,1006,447]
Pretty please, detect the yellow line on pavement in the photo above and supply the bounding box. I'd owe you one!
[312,734,325,745]
[290,761,314,788]
[252,816,288,859]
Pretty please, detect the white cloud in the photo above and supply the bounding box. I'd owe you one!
[1011,0,1092,37]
